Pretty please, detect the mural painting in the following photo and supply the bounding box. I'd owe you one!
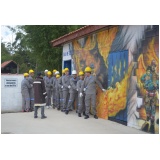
[69,25,159,133]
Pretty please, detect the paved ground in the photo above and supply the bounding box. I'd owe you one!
[1,108,147,134]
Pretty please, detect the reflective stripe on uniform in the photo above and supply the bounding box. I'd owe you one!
[33,81,41,84]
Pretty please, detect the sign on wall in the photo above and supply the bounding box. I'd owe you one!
[4,78,18,87]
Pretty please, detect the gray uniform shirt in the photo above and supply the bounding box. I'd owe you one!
[77,79,84,94]
[69,77,79,93]
[51,76,56,91]
[45,77,53,90]
[62,75,71,91]
[21,78,32,92]
[81,75,103,94]
[58,76,63,92]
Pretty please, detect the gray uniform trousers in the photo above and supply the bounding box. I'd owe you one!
[77,92,85,113]
[66,92,78,111]
[34,106,45,117]
[85,93,96,116]
[46,88,52,106]
[29,88,34,110]
[52,77,56,107]
[59,91,63,109]
[55,90,63,109]
[22,89,30,111]
[62,90,70,110]
[52,89,56,107]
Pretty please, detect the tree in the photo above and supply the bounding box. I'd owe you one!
[1,42,11,62]
[9,25,84,74]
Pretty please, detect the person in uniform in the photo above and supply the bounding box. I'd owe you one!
[28,69,34,111]
[33,72,47,119]
[52,69,57,108]
[65,70,79,114]
[45,71,53,109]
[21,73,32,112]
[43,69,48,84]
[77,71,86,117]
[58,69,65,111]
[55,74,62,110]
[80,67,106,119]
[62,68,71,112]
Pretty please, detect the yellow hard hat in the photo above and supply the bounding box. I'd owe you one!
[56,75,60,78]
[53,69,57,73]
[62,69,65,74]
[29,69,34,73]
[84,67,92,72]
[79,71,84,76]
[64,68,69,72]
[47,71,52,75]
[24,73,29,77]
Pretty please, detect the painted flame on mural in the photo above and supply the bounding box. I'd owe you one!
[97,63,134,119]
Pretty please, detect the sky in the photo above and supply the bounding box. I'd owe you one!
[1,25,16,44]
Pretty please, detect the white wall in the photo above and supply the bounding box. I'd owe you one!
[1,74,24,113]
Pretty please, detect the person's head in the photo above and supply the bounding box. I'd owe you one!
[37,72,42,78]
[29,69,34,77]
[24,73,29,79]
[64,68,69,76]
[79,71,84,80]
[55,71,60,76]
[84,67,92,77]
[62,69,65,75]
[47,71,52,78]
[151,60,156,72]
[44,69,48,76]
[56,74,60,79]
[146,67,151,75]
[53,69,57,77]
[72,70,77,78]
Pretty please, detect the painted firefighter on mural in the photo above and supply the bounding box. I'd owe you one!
[141,60,159,133]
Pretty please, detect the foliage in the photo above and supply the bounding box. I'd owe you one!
[3,25,83,74]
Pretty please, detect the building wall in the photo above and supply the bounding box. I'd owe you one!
[62,25,159,134]
[1,74,23,113]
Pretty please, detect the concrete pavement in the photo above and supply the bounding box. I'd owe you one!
[1,108,147,134]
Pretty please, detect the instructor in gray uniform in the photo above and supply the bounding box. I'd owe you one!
[21,73,32,112]
[62,68,71,112]
[80,67,106,119]
[65,70,79,114]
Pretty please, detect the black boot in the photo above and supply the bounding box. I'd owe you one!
[78,113,81,117]
[65,110,69,115]
[34,116,38,118]
[41,115,47,119]
[84,115,89,119]
[94,115,98,119]
[83,111,86,116]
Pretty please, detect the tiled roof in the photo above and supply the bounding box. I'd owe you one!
[1,60,17,68]
[51,25,109,47]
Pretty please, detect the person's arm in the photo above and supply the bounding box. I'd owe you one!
[95,76,106,91]
[77,81,81,91]
[45,78,51,87]
[62,76,69,88]
[26,80,32,89]
[41,80,47,97]
[58,77,63,88]
[70,79,77,90]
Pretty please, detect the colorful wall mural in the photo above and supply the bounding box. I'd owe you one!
[68,25,159,134]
